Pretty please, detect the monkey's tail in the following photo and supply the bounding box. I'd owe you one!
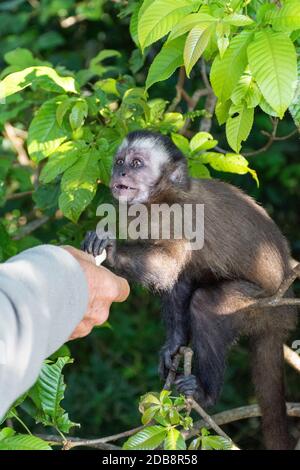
[250,331,291,450]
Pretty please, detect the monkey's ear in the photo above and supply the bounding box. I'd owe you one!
[169,161,188,186]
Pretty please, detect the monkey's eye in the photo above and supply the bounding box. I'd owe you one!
[115,158,124,166]
[131,158,142,168]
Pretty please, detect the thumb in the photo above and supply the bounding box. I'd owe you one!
[114,275,130,302]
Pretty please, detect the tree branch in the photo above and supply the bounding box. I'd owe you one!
[199,60,216,133]
[244,118,288,157]
[183,402,300,440]
[6,191,33,201]
[179,347,239,448]
[167,67,186,112]
[13,215,50,240]
[36,434,121,450]
[4,123,30,166]
[232,263,300,315]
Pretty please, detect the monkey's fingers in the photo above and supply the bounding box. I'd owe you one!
[92,236,107,257]
[81,231,95,253]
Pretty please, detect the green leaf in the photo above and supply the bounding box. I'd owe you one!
[247,30,297,118]
[29,357,78,433]
[259,96,279,117]
[164,428,186,450]
[0,427,15,440]
[190,131,217,152]
[37,357,73,418]
[56,97,76,126]
[189,161,211,179]
[1,48,47,76]
[210,30,254,101]
[123,426,167,450]
[69,100,88,130]
[159,389,172,404]
[59,148,100,222]
[215,22,230,59]
[231,73,261,108]
[33,183,60,214]
[201,434,232,450]
[188,437,201,450]
[142,407,159,425]
[226,103,254,152]
[266,1,300,32]
[161,112,185,132]
[168,12,217,41]
[27,97,70,162]
[89,49,121,77]
[130,3,140,46]
[97,138,112,185]
[140,393,161,409]
[215,99,231,125]
[171,133,190,155]
[223,13,254,26]
[0,66,78,100]
[0,433,51,450]
[39,141,85,184]
[168,408,181,425]
[289,57,300,127]
[184,24,214,76]
[138,0,196,51]
[0,222,17,261]
[200,152,258,184]
[146,36,185,90]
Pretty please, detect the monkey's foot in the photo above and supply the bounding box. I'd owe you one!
[174,374,200,398]
[81,230,115,261]
[174,374,215,407]
[159,340,186,379]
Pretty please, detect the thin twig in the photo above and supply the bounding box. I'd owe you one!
[36,434,121,450]
[179,347,239,448]
[167,67,186,112]
[6,191,33,201]
[13,216,50,240]
[244,119,279,157]
[183,402,300,440]
[199,60,216,132]
[180,346,193,376]
[271,129,299,141]
[4,123,30,166]
[200,59,212,91]
[60,15,85,28]
[199,93,217,132]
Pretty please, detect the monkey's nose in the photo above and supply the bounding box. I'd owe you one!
[121,172,126,177]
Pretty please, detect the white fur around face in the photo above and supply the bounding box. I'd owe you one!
[125,137,170,180]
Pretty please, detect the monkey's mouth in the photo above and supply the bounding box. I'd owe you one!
[113,184,136,191]
[112,183,138,199]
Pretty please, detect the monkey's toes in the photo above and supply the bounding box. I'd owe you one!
[174,374,199,397]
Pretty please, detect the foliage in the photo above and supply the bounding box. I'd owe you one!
[123,390,231,450]
[0,0,299,450]
[0,356,75,450]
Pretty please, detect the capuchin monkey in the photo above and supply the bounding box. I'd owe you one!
[82,130,298,449]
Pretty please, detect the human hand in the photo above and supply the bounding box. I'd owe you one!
[62,246,130,340]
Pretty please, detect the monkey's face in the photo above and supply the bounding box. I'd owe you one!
[110,138,167,204]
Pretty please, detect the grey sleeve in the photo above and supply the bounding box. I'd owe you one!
[0,245,89,419]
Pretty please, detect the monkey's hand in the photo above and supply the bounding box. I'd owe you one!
[81,231,116,266]
[159,336,187,379]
